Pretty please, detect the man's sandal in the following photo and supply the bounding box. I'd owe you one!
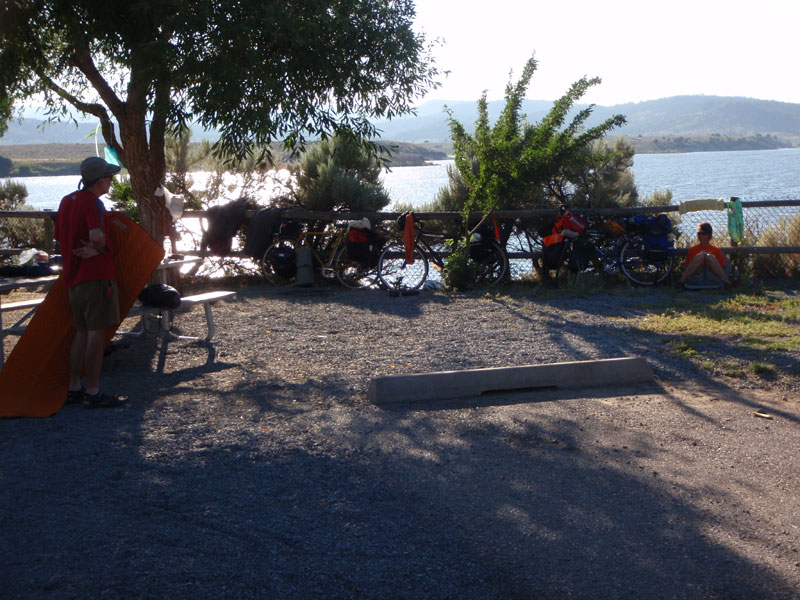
[83,391,127,409]
[65,388,85,405]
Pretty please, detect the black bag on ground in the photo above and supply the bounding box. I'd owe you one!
[138,284,181,309]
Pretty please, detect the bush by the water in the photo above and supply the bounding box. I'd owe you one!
[752,212,800,279]
[0,180,48,249]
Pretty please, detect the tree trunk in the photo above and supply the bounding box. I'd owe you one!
[116,111,170,245]
[114,110,173,284]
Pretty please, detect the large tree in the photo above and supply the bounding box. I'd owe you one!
[0,0,437,241]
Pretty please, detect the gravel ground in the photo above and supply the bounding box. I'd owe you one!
[2,283,799,599]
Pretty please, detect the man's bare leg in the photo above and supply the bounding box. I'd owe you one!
[69,329,87,392]
[84,329,106,395]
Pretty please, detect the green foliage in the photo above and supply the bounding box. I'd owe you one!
[0,96,10,137]
[441,54,627,282]
[0,155,12,178]
[445,54,627,218]
[293,134,391,212]
[0,180,47,248]
[567,138,639,209]
[0,180,28,211]
[430,162,473,212]
[749,361,775,377]
[752,212,800,279]
[640,188,674,207]
[109,178,138,222]
[442,243,477,291]
[0,1,437,162]
[0,0,438,238]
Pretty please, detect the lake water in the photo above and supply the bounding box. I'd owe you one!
[3,147,799,210]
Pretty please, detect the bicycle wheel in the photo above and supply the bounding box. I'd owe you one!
[332,243,376,289]
[620,237,674,286]
[472,241,508,287]
[261,238,299,285]
[377,241,428,292]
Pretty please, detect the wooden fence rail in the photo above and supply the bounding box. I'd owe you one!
[3,200,800,259]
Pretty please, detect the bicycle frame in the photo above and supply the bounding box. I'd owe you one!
[415,228,450,270]
[288,224,348,278]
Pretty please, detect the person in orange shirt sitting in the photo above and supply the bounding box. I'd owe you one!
[676,221,732,289]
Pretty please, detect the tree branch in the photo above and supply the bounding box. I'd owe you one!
[33,67,122,155]
[69,47,125,116]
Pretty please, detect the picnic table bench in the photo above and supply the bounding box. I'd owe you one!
[126,290,237,342]
[1,258,236,366]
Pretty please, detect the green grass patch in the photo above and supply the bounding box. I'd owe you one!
[723,367,745,378]
[749,361,776,377]
[635,291,800,352]
[669,337,700,358]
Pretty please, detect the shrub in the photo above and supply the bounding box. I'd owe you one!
[0,180,48,249]
[442,243,476,291]
[293,134,390,212]
[752,212,800,279]
[0,155,12,178]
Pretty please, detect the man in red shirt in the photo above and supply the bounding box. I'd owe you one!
[55,157,125,408]
[676,221,732,289]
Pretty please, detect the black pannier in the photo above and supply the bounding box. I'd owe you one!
[270,245,296,278]
[569,237,597,272]
[542,241,567,270]
[138,284,181,309]
[346,228,384,267]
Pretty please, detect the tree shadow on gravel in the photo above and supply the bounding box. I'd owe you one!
[235,284,457,318]
[1,382,797,599]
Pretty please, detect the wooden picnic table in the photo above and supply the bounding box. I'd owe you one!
[0,257,228,366]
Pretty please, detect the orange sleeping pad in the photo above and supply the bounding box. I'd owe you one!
[0,213,164,418]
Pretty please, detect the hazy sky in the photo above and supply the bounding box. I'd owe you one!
[412,0,799,106]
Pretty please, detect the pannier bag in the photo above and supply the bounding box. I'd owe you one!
[270,245,297,278]
[635,214,674,259]
[244,207,283,258]
[469,240,497,261]
[470,218,513,246]
[541,208,587,245]
[542,241,567,270]
[278,221,302,239]
[554,210,588,237]
[346,219,384,267]
[138,283,181,309]
[469,221,500,261]
[540,208,591,270]
[542,209,587,248]
[568,237,597,272]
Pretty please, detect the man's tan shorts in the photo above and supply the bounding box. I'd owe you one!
[68,280,120,331]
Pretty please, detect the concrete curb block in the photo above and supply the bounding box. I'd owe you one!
[369,357,654,405]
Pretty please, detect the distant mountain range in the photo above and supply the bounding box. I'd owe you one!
[2,95,798,147]
[374,95,800,145]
